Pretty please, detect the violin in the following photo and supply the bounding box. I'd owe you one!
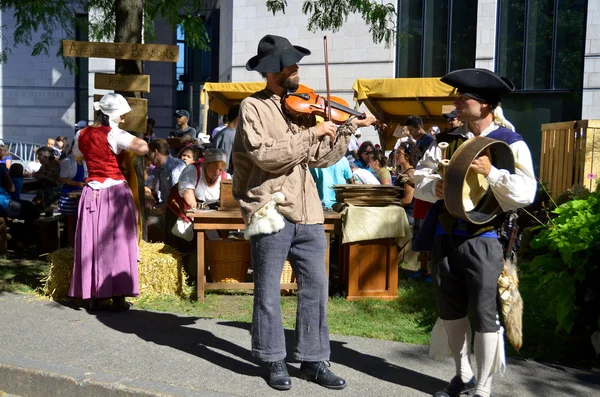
[283,85,385,131]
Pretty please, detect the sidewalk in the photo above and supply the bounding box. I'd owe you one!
[0,292,598,397]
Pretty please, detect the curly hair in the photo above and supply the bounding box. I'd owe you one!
[398,141,421,167]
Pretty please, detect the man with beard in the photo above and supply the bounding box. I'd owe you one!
[232,35,376,391]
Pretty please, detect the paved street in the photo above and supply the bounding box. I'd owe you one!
[0,293,599,397]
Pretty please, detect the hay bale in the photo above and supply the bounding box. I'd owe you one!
[41,242,190,300]
[138,241,190,298]
[41,248,74,299]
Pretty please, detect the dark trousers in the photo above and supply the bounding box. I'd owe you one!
[431,234,503,333]
[250,218,330,362]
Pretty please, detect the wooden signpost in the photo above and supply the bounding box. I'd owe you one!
[95,73,150,93]
[63,40,179,62]
[93,95,148,133]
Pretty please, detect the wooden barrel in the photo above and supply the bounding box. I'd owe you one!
[443,137,515,224]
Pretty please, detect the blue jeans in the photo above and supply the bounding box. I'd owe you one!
[250,218,330,362]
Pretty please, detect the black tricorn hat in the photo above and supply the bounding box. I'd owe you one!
[441,68,514,107]
[246,35,311,73]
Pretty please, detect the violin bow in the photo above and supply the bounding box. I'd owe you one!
[324,36,333,149]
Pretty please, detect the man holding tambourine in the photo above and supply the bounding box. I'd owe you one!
[413,68,537,397]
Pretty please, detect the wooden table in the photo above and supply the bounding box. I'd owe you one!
[189,209,341,302]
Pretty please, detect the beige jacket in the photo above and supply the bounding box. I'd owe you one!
[232,89,356,224]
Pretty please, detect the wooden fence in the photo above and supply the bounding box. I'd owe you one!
[540,120,600,198]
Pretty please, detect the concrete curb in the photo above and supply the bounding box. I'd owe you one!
[0,355,231,397]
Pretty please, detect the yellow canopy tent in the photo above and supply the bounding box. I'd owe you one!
[352,78,457,149]
[200,82,266,134]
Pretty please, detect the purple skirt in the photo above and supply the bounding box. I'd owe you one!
[68,183,140,299]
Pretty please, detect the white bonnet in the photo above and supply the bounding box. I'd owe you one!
[93,93,132,117]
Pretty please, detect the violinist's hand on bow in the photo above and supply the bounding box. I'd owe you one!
[314,121,337,141]
[352,113,377,128]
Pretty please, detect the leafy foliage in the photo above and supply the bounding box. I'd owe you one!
[529,182,600,334]
[0,0,210,72]
[266,0,397,47]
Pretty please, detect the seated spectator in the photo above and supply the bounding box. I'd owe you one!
[0,145,12,169]
[310,156,353,209]
[33,147,62,209]
[0,164,39,222]
[355,141,375,170]
[145,138,186,241]
[178,148,229,207]
[178,145,201,166]
[349,158,380,185]
[9,163,24,201]
[368,149,391,185]
[58,147,87,246]
[58,148,87,215]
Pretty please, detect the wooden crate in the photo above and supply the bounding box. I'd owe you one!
[219,180,240,209]
[341,238,398,300]
[540,120,600,198]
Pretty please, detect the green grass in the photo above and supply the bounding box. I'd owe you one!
[1,254,596,367]
[0,256,48,294]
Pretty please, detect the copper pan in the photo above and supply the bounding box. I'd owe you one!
[443,137,515,224]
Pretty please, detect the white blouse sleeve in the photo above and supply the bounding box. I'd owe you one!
[414,141,443,203]
[107,128,135,154]
[72,130,82,158]
[486,140,537,211]
[178,164,200,196]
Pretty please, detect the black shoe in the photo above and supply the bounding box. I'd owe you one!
[300,361,347,390]
[266,360,291,391]
[110,296,131,312]
[434,375,476,397]
[89,298,101,311]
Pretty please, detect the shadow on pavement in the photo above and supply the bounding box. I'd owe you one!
[218,320,447,395]
[94,309,262,377]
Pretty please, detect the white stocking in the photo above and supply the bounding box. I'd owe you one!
[444,317,474,383]
[474,329,506,397]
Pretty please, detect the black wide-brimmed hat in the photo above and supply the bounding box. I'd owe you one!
[441,68,514,107]
[246,35,311,73]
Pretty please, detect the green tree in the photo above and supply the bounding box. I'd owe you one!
[0,1,397,67]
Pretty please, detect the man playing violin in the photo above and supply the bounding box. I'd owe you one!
[413,69,536,397]
[232,34,376,391]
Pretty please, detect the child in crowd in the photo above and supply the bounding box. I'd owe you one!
[55,136,69,160]
[0,145,12,169]
[178,145,201,166]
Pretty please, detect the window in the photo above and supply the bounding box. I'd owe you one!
[176,25,187,91]
[396,0,477,78]
[496,0,586,90]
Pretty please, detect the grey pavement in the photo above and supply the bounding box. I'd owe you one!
[0,292,599,397]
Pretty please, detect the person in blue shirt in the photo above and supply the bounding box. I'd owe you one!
[354,141,374,170]
[9,163,24,201]
[0,164,39,221]
[405,115,434,154]
[310,156,353,209]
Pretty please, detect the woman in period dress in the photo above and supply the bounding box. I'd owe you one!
[68,93,149,311]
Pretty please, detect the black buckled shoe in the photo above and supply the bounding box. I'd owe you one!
[266,360,291,391]
[300,361,347,390]
[434,375,476,397]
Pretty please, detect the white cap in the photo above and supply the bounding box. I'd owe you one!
[93,93,132,118]
[197,134,211,144]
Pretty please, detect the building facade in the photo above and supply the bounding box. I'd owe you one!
[0,0,598,171]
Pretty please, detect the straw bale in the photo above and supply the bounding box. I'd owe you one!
[41,241,190,300]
